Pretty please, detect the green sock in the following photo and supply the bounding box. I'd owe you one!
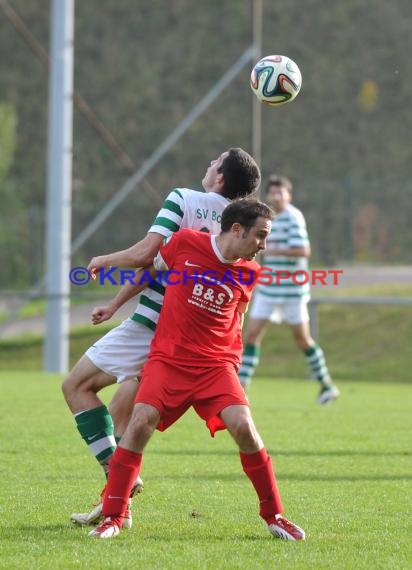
[238,344,261,388]
[74,405,117,466]
[304,343,331,385]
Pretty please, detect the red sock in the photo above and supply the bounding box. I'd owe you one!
[240,448,284,522]
[102,446,143,518]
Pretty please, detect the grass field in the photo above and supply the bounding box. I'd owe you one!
[1,372,411,569]
[1,293,412,382]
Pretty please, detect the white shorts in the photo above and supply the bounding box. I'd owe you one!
[85,318,154,383]
[249,291,310,325]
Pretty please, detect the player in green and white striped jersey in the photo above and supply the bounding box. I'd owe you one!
[129,186,230,333]
[238,175,340,405]
[63,148,261,527]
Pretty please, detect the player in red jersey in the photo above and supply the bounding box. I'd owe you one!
[89,199,306,541]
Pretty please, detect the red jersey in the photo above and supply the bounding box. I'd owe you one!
[149,229,260,367]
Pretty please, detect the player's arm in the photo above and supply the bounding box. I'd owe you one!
[87,188,186,274]
[91,266,157,325]
[87,233,163,275]
[91,234,176,324]
[89,190,184,320]
[237,300,249,329]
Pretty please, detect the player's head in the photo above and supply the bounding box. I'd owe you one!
[202,148,261,199]
[220,199,272,260]
[265,174,292,213]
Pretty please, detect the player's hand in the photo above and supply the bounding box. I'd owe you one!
[87,256,109,280]
[91,305,115,325]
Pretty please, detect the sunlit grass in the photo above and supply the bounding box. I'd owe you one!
[0,373,411,569]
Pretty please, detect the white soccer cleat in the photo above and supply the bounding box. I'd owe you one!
[130,475,144,496]
[317,383,340,405]
[89,517,121,539]
[71,498,133,529]
[121,500,133,529]
[70,475,142,527]
[267,515,306,541]
[71,502,102,526]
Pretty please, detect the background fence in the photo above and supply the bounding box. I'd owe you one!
[1,1,412,290]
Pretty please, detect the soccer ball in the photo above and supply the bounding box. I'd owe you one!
[250,55,302,106]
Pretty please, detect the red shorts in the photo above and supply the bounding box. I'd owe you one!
[136,359,248,436]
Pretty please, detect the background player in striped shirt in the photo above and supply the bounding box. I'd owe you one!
[62,148,261,526]
[89,199,305,541]
[238,175,340,404]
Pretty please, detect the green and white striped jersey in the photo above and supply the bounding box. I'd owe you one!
[258,203,310,302]
[131,188,230,331]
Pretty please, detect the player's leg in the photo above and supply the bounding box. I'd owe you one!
[290,320,331,378]
[62,355,118,470]
[90,360,194,538]
[238,292,276,389]
[63,355,124,528]
[108,378,140,439]
[220,404,305,541]
[69,377,144,528]
[104,320,154,440]
[89,402,160,538]
[68,320,151,526]
[286,300,339,404]
[65,319,152,467]
[238,318,269,389]
[107,379,144,523]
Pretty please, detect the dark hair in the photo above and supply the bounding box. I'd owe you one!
[265,174,293,195]
[220,199,273,233]
[218,148,261,200]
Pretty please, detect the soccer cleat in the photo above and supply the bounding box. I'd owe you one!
[89,517,121,539]
[130,475,144,496]
[267,515,306,541]
[71,474,143,527]
[317,383,340,405]
[71,502,103,526]
[121,500,133,529]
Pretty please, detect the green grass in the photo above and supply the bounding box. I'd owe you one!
[0,373,411,569]
[2,299,412,382]
[1,282,411,381]
[258,302,412,382]
[0,324,114,371]
[312,282,412,298]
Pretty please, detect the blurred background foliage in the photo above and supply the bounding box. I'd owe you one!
[1,0,412,288]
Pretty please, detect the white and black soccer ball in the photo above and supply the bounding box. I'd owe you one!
[250,55,302,106]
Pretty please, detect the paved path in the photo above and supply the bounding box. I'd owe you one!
[1,265,411,339]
